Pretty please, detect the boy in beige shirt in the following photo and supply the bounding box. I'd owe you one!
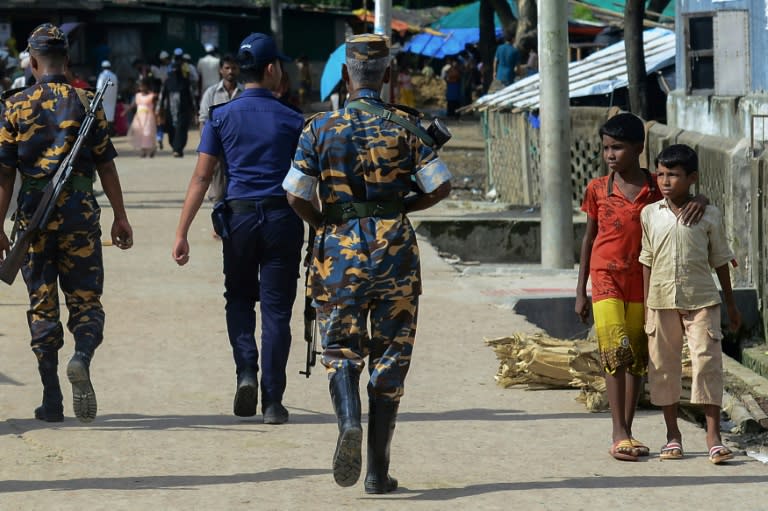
[639,144,741,464]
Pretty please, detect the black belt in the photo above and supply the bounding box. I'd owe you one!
[227,197,289,213]
[324,201,405,223]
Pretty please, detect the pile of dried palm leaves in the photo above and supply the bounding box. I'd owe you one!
[485,333,697,413]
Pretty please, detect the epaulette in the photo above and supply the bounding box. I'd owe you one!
[1,87,25,101]
[207,102,226,120]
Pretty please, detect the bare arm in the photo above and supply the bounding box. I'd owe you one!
[405,181,451,213]
[96,160,133,250]
[172,152,217,265]
[575,216,597,323]
[715,264,741,333]
[287,192,323,230]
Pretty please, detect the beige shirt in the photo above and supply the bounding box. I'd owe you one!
[639,200,734,310]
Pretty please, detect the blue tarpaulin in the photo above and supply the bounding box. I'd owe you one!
[403,27,503,58]
[403,0,515,58]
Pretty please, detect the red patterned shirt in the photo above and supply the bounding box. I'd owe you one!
[581,170,662,301]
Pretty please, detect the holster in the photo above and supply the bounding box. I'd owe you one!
[210,200,231,239]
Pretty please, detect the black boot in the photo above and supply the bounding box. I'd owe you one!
[329,369,362,487]
[364,399,399,494]
[66,351,97,423]
[34,352,64,422]
[233,369,258,417]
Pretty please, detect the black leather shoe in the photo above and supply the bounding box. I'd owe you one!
[233,371,258,417]
[262,402,289,424]
[34,404,64,422]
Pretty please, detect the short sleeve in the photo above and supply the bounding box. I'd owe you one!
[90,103,118,163]
[283,121,320,200]
[638,207,654,267]
[197,116,223,157]
[0,100,18,168]
[581,181,598,219]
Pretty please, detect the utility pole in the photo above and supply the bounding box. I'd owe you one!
[538,0,573,268]
[271,0,283,52]
[374,0,392,102]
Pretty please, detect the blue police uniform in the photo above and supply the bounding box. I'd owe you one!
[198,79,305,419]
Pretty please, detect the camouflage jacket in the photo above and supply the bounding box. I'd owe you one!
[284,88,451,305]
[0,74,116,231]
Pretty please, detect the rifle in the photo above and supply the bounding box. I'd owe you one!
[299,229,320,377]
[0,80,112,285]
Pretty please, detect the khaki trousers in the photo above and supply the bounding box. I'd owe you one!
[646,305,724,407]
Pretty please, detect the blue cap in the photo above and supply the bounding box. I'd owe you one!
[173,47,183,56]
[237,33,290,66]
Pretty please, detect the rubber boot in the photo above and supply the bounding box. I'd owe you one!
[66,351,97,423]
[329,369,362,487]
[364,399,399,494]
[34,352,64,422]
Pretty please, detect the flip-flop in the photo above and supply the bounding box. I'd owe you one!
[660,441,684,460]
[709,445,734,464]
[610,439,639,461]
[631,438,650,457]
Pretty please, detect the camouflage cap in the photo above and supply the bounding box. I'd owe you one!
[27,23,68,54]
[345,33,390,62]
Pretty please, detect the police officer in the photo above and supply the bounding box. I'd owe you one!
[283,34,452,493]
[172,33,304,425]
[0,23,133,423]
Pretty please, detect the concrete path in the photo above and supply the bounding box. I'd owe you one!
[1,131,766,510]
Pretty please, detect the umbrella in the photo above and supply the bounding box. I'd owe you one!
[320,43,346,102]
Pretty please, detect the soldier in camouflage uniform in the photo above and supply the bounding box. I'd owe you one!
[283,34,452,494]
[0,24,133,424]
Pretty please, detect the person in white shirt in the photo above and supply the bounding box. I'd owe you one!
[96,60,118,130]
[197,43,221,97]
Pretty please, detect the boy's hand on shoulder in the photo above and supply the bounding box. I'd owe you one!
[679,194,709,226]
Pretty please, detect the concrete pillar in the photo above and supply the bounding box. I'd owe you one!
[538,0,573,268]
[270,0,283,52]
[374,0,393,102]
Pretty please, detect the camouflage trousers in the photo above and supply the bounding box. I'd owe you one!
[20,228,104,358]
[318,296,418,402]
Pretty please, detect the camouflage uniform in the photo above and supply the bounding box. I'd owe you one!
[283,33,451,494]
[0,24,117,422]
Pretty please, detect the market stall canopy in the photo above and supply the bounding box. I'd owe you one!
[353,9,415,35]
[403,0,516,58]
[573,0,674,22]
[466,27,675,112]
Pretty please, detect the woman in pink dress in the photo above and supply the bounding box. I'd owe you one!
[129,78,158,157]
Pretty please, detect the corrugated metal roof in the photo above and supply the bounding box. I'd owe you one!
[470,27,675,112]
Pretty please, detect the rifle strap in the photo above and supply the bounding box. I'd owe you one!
[346,100,435,147]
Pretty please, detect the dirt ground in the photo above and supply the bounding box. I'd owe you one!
[1,125,767,509]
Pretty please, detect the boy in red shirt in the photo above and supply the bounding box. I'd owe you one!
[575,113,706,461]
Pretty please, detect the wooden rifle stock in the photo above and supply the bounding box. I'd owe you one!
[0,80,111,285]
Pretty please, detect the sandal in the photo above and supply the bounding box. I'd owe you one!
[610,439,639,461]
[660,441,684,460]
[631,438,650,457]
[709,445,734,464]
